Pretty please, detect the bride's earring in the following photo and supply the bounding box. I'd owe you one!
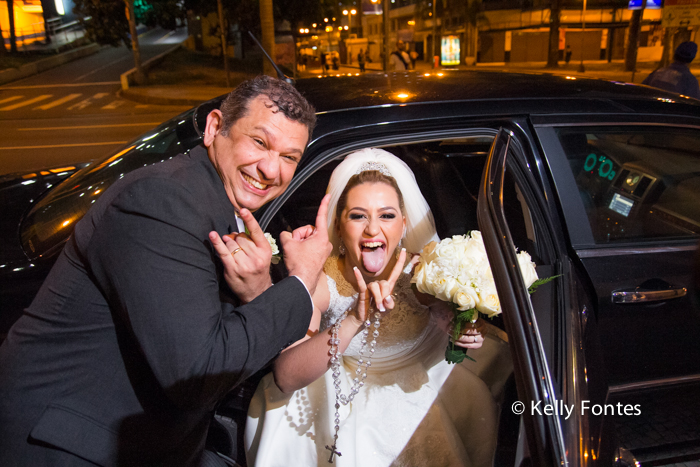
[339,239,347,256]
[395,237,404,259]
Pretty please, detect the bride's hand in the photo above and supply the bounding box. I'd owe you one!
[451,318,487,349]
[351,249,407,325]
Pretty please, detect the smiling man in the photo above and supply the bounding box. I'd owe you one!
[0,76,331,466]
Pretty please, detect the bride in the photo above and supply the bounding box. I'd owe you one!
[245,148,498,466]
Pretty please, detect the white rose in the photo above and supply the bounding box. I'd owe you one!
[420,241,440,263]
[432,273,456,302]
[517,251,538,288]
[265,233,280,256]
[434,238,459,261]
[476,286,501,317]
[454,286,479,311]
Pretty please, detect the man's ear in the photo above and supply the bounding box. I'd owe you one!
[203,109,223,148]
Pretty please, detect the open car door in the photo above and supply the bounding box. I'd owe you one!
[478,128,566,465]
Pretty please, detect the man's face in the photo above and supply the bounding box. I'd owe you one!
[203,95,309,212]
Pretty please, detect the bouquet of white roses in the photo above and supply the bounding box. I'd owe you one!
[411,231,551,364]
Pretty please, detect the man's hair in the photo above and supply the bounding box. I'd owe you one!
[219,75,317,143]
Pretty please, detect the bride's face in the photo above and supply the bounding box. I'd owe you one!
[337,182,406,279]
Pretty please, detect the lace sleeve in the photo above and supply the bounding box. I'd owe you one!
[319,273,358,332]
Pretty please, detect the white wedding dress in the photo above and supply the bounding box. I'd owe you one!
[245,257,498,467]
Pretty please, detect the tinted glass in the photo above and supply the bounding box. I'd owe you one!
[556,126,700,244]
[20,111,202,260]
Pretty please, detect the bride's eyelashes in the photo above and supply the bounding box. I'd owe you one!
[347,211,397,221]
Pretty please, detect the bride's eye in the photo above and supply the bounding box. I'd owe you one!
[349,213,366,220]
[380,213,396,220]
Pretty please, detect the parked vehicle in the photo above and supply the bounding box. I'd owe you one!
[2,70,700,465]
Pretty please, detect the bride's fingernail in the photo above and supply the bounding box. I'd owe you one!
[378,303,386,312]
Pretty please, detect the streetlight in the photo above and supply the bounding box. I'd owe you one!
[343,9,357,35]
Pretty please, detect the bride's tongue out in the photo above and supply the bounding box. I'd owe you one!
[361,244,386,273]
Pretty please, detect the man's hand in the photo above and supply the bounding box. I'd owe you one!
[280,194,333,296]
[209,209,273,303]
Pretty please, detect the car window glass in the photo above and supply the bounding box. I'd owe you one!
[20,118,202,259]
[556,126,700,244]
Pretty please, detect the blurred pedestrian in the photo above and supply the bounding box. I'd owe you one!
[565,45,572,64]
[321,52,328,73]
[390,40,410,71]
[358,48,366,72]
[643,41,700,99]
[332,52,340,70]
[410,49,418,69]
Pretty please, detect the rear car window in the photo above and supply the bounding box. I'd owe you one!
[556,126,700,244]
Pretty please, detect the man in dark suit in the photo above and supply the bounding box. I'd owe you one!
[0,76,331,465]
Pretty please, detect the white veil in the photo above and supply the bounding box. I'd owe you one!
[326,148,439,254]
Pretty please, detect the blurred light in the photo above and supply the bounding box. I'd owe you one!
[62,220,71,227]
[324,17,329,22]
[394,92,412,100]
[49,166,76,173]
[22,173,37,179]
[21,180,36,185]
[305,28,309,33]
[55,0,65,15]
[312,23,317,28]
[437,72,444,76]
[343,9,348,14]
[338,26,342,30]
[351,9,356,14]
[344,26,348,30]
[408,20,415,25]
[300,28,305,34]
[424,73,431,77]
[565,76,576,80]
[332,17,336,21]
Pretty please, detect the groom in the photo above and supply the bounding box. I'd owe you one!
[0,76,331,466]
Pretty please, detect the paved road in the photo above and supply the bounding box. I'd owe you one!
[0,27,191,175]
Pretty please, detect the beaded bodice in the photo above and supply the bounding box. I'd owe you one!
[320,255,431,359]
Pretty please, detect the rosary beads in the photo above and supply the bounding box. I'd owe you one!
[325,306,382,463]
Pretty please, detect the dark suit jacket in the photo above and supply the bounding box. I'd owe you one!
[0,146,312,466]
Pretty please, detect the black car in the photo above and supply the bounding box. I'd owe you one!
[2,70,700,466]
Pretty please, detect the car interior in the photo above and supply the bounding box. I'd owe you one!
[210,135,560,465]
[558,126,700,244]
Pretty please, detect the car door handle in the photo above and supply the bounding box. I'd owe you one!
[611,287,687,304]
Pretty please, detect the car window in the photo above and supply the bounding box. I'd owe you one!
[20,114,202,259]
[267,136,535,253]
[266,135,545,313]
[556,126,700,244]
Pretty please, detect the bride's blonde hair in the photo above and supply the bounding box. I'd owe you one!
[326,148,439,254]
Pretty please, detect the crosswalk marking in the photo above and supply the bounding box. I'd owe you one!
[68,92,109,110]
[35,93,82,110]
[0,96,24,105]
[0,95,52,111]
[102,100,125,110]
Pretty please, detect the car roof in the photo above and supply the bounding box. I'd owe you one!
[294,70,700,115]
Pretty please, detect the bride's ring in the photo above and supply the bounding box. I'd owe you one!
[231,247,242,256]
